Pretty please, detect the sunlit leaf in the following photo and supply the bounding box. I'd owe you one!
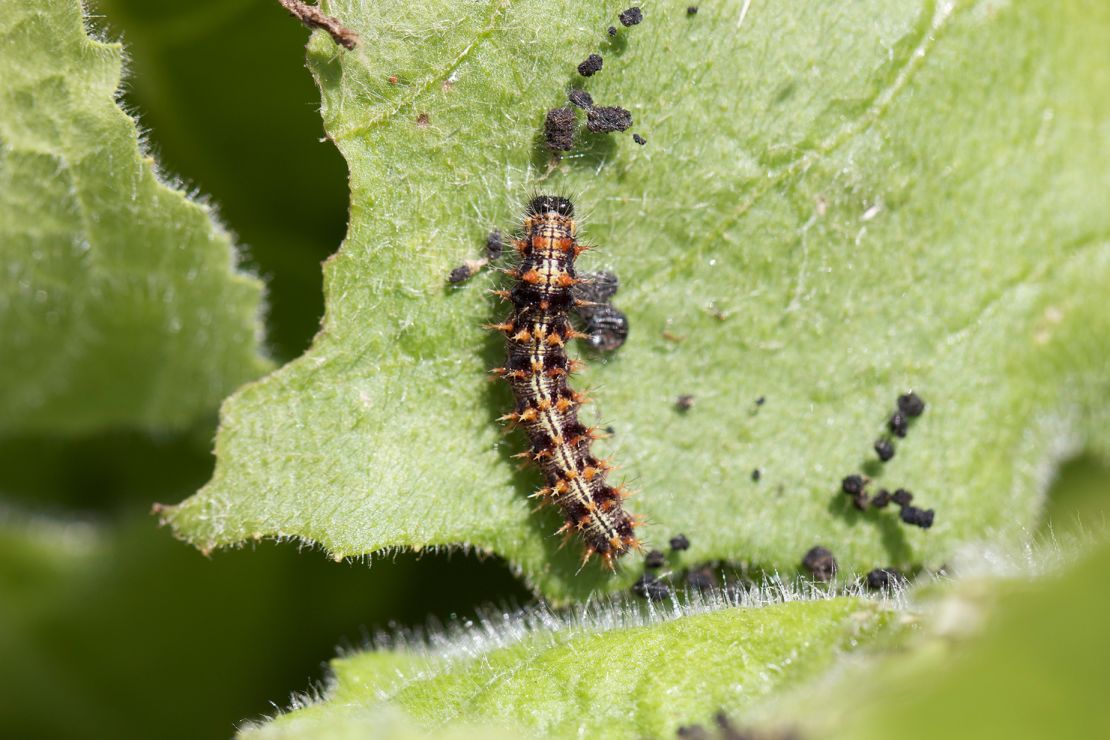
[168,0,1110,600]
[247,588,892,739]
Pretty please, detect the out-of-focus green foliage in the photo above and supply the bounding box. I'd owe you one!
[0,0,270,434]
[0,508,529,740]
[1039,454,1110,538]
[783,537,1110,740]
[92,0,349,361]
[168,0,1110,601]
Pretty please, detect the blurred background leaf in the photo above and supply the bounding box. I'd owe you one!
[0,0,270,435]
[90,0,349,363]
[824,538,1110,740]
[747,531,1110,740]
[0,508,527,740]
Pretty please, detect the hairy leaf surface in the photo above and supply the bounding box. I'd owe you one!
[168,0,1110,599]
[247,590,890,739]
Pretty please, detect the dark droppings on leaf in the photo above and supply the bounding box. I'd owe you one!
[644,549,666,569]
[577,53,604,77]
[866,567,902,590]
[632,573,671,601]
[676,394,696,411]
[802,546,838,582]
[485,230,504,260]
[571,272,629,352]
[670,533,691,551]
[687,5,699,14]
[830,399,938,528]
[587,105,633,133]
[608,25,618,37]
[751,468,761,482]
[447,229,501,283]
[447,258,487,284]
[543,106,576,151]
[619,7,644,26]
[633,133,646,145]
[841,474,866,496]
[842,474,871,510]
[898,391,926,417]
[874,438,895,462]
[900,505,935,529]
[582,306,629,351]
[574,270,619,302]
[889,410,909,437]
[568,88,594,109]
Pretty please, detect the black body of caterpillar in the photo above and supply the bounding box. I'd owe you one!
[490,195,641,568]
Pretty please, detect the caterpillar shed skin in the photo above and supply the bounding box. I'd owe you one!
[492,195,641,569]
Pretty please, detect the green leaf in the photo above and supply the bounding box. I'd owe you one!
[245,589,892,739]
[783,537,1110,740]
[848,543,1110,740]
[0,0,270,435]
[167,0,1110,600]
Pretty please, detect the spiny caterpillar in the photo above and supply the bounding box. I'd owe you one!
[490,195,642,569]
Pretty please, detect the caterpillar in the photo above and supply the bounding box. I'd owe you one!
[490,195,642,569]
